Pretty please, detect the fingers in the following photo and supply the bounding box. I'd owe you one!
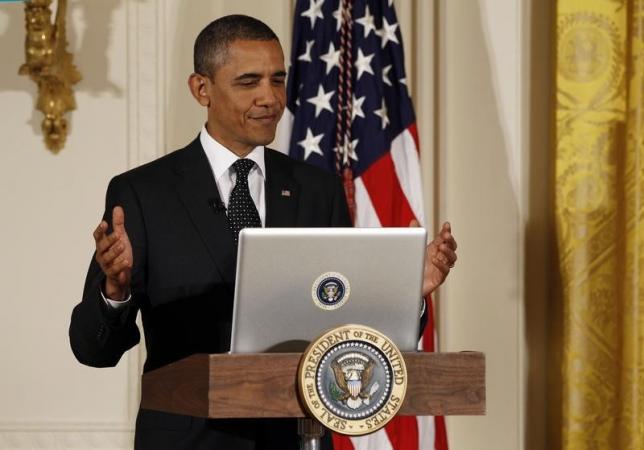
[429,246,454,269]
[428,221,457,269]
[94,235,126,273]
[103,253,132,278]
[409,219,420,228]
[93,205,132,280]
[430,255,451,276]
[94,206,130,255]
[101,238,126,263]
[95,229,120,254]
[422,222,457,295]
[437,221,457,250]
[93,220,108,242]
[94,217,123,256]
[438,243,457,267]
[112,206,126,233]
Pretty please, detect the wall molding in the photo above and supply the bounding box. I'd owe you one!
[127,0,166,168]
[0,431,133,450]
[125,0,166,423]
[0,422,131,432]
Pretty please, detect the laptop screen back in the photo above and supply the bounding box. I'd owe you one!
[229,227,427,353]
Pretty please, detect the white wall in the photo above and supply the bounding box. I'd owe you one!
[438,0,522,447]
[0,1,549,449]
[437,1,550,449]
[0,1,137,448]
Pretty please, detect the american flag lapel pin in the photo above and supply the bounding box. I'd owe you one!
[281,189,291,197]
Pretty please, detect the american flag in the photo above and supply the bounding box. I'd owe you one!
[276,1,449,449]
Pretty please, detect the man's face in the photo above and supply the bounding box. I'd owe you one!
[205,39,286,155]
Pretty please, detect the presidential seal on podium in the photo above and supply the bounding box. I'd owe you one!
[298,324,408,436]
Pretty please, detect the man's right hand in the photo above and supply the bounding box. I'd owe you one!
[93,206,133,301]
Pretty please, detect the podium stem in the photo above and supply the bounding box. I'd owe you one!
[298,417,325,450]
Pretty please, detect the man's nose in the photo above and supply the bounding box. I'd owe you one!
[255,82,282,107]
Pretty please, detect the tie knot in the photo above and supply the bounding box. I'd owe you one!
[232,158,255,178]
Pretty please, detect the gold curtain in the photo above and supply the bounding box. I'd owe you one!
[555,0,644,448]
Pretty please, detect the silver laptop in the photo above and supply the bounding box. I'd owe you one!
[229,227,427,353]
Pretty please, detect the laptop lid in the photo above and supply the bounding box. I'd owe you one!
[229,227,427,353]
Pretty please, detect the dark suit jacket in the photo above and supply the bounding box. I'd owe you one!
[69,137,351,449]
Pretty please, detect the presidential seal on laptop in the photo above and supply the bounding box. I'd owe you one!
[298,324,407,435]
[311,272,350,310]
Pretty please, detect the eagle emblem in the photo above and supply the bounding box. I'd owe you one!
[330,353,381,409]
[322,281,340,303]
[312,272,350,310]
[298,324,408,435]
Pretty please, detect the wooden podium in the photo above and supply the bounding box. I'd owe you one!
[141,351,485,445]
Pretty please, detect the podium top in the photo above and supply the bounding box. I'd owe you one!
[141,352,485,419]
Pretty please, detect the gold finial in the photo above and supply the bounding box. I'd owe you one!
[19,0,81,153]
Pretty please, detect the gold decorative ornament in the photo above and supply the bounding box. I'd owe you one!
[298,324,407,436]
[19,0,81,153]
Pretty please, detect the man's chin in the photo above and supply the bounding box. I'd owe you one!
[251,131,277,147]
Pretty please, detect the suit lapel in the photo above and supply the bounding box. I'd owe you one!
[173,138,236,284]
[265,149,300,227]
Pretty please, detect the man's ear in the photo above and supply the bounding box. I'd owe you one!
[188,73,211,107]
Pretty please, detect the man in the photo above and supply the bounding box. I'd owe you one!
[69,15,457,450]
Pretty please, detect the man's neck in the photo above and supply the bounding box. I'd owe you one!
[205,124,253,158]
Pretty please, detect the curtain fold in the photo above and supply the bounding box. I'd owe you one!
[555,0,644,448]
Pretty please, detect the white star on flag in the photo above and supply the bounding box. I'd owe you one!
[382,65,393,86]
[355,48,375,80]
[332,1,343,31]
[295,83,304,106]
[298,128,324,159]
[298,40,315,62]
[376,17,400,48]
[355,5,377,38]
[352,95,366,121]
[334,138,359,164]
[374,98,390,129]
[301,0,324,29]
[307,85,335,117]
[320,42,341,75]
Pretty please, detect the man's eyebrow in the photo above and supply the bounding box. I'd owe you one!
[233,71,286,82]
[234,73,262,82]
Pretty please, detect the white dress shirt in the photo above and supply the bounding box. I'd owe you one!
[103,126,266,309]
[199,125,266,224]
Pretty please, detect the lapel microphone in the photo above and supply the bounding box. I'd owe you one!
[211,199,226,214]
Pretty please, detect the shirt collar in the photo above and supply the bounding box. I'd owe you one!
[199,125,265,181]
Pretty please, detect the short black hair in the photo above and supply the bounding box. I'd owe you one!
[193,14,279,78]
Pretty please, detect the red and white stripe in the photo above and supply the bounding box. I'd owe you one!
[275,112,448,450]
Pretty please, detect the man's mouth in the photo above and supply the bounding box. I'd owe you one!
[250,114,279,125]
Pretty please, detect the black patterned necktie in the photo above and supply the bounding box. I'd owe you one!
[227,158,262,244]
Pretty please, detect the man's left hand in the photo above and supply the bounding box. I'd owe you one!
[411,220,458,297]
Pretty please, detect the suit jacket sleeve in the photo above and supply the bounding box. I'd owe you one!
[69,175,146,367]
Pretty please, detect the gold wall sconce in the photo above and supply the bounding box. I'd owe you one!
[19,0,81,153]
